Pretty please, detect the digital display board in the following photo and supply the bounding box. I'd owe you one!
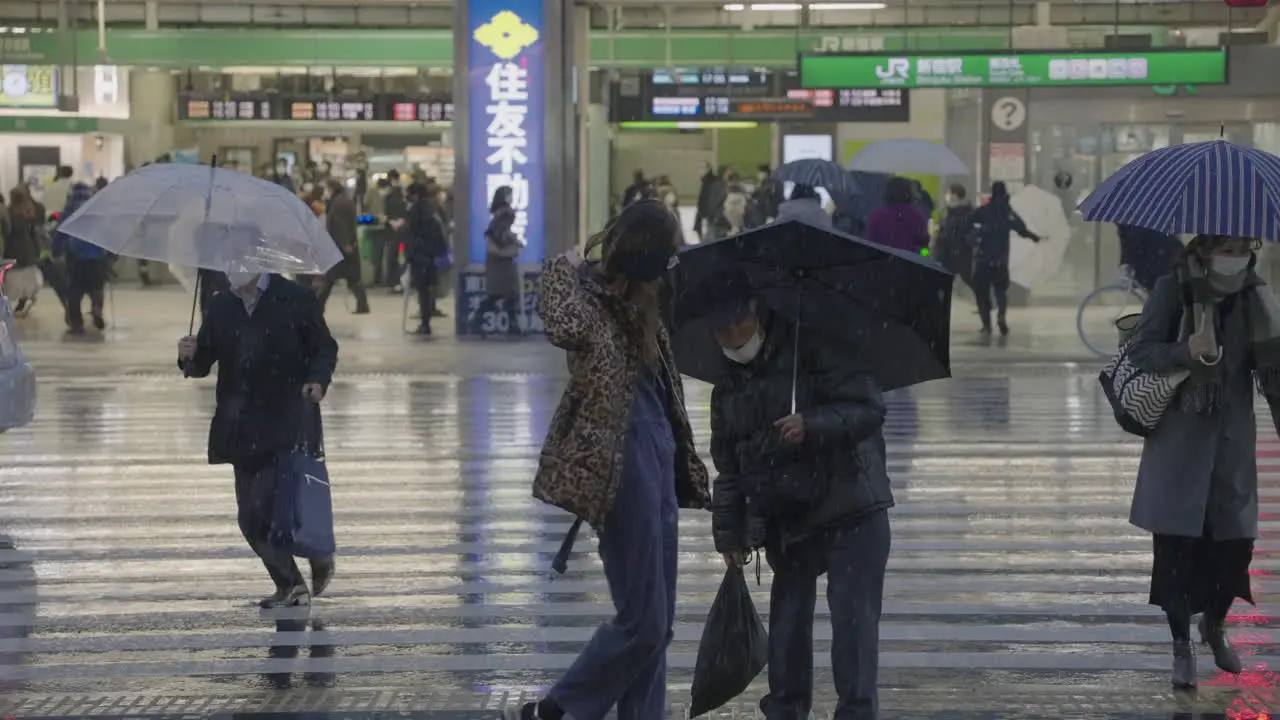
[178,94,277,121]
[800,49,1229,89]
[383,97,455,123]
[612,67,908,123]
[178,93,454,122]
[285,97,377,121]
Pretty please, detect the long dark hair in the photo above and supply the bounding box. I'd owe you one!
[885,177,915,205]
[586,199,681,370]
[8,186,35,221]
[490,186,512,214]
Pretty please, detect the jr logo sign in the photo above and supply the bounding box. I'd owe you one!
[875,58,910,82]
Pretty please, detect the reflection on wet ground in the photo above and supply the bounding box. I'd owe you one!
[0,347,1278,716]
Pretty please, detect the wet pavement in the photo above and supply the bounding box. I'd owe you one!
[1,288,1278,718]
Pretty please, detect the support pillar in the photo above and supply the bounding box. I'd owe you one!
[453,0,579,336]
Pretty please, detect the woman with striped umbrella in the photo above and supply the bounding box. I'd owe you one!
[1081,139,1280,688]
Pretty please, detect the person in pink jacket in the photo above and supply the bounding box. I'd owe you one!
[864,177,930,254]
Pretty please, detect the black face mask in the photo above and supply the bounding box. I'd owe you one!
[616,249,672,283]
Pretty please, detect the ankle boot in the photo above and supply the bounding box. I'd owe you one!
[1199,615,1243,673]
[1172,640,1197,689]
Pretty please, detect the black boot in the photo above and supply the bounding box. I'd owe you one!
[1172,640,1197,689]
[997,310,1009,336]
[1199,615,1242,673]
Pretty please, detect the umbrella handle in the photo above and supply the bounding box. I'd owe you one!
[791,285,801,416]
[187,270,201,337]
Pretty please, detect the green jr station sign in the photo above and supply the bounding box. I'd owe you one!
[799,49,1228,89]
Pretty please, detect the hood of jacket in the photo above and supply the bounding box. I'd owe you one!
[776,198,831,228]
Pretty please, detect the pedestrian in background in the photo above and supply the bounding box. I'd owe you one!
[52,182,108,332]
[404,182,449,336]
[316,178,370,315]
[469,186,522,336]
[4,186,45,317]
[934,183,976,293]
[865,177,930,254]
[968,181,1040,336]
[509,200,710,720]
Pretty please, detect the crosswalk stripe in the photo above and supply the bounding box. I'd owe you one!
[1,371,1277,716]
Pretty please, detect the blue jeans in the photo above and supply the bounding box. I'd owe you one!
[548,411,678,720]
[761,510,891,720]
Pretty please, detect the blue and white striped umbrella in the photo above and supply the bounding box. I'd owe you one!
[1078,139,1280,242]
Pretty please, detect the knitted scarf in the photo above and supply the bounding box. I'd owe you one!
[1180,257,1280,414]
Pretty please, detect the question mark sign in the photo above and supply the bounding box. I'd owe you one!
[1001,101,1017,123]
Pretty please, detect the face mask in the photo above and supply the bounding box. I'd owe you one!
[1211,255,1250,276]
[723,330,765,365]
[226,271,260,291]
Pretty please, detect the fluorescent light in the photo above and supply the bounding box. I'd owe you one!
[723,2,886,9]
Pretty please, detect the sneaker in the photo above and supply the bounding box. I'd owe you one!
[259,584,311,609]
[311,557,335,597]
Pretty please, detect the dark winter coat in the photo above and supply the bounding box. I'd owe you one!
[484,207,521,298]
[969,198,1036,265]
[3,211,41,268]
[710,314,894,553]
[325,191,359,253]
[936,202,976,280]
[1118,224,1182,293]
[406,198,448,287]
[178,275,339,467]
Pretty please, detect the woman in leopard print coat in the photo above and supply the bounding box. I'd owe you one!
[513,200,710,720]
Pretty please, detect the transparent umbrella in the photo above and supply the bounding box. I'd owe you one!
[56,162,343,330]
[56,163,342,275]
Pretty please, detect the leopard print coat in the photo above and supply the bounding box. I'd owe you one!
[535,254,711,530]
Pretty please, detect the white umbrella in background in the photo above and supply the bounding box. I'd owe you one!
[1007,184,1072,290]
[848,139,970,176]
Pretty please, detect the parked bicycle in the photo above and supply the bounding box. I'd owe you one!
[1077,264,1148,358]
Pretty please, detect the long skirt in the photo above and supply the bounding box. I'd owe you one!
[1149,532,1254,614]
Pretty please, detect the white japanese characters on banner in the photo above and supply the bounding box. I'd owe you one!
[464,2,546,335]
[484,62,532,245]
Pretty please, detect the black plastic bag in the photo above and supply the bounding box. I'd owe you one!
[689,565,768,717]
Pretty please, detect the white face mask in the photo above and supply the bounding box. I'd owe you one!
[723,330,765,365]
[1210,255,1250,276]
[226,271,261,291]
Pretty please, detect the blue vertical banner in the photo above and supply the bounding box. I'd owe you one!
[467,0,546,267]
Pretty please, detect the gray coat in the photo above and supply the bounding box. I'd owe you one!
[775,198,831,228]
[485,208,521,298]
[1128,272,1280,540]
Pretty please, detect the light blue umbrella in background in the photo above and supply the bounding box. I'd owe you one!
[1079,139,1280,242]
[848,138,970,177]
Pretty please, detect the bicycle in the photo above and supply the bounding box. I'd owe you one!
[1077,265,1149,358]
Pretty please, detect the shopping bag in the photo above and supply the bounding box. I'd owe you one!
[271,405,336,559]
[1098,313,1189,437]
[689,566,768,717]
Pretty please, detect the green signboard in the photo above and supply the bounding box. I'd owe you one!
[800,49,1227,89]
[0,27,1172,70]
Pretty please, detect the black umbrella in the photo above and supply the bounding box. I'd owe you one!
[671,220,953,392]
